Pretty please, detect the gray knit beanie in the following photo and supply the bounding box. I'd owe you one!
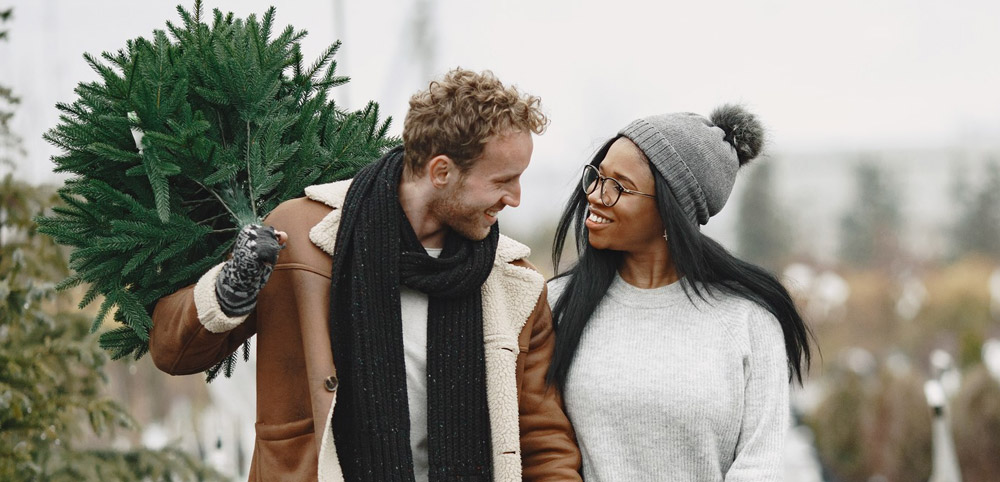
[619,104,765,225]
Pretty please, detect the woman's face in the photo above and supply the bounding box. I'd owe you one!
[584,137,665,252]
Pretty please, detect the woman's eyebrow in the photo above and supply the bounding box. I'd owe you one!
[601,166,638,188]
[616,173,638,187]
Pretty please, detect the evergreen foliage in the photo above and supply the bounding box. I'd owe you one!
[36,2,398,378]
[1,175,225,481]
[0,8,9,41]
[953,160,1000,258]
[734,161,791,271]
[839,159,903,268]
[1,7,24,169]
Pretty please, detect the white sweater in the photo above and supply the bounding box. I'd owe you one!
[400,248,442,482]
[549,274,789,481]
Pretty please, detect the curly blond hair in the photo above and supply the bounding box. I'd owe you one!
[403,68,548,173]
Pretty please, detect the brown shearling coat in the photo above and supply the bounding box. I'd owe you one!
[150,180,581,481]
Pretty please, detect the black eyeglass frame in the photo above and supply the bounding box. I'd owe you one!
[580,164,656,207]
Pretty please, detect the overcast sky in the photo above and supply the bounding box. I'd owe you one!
[3,0,999,243]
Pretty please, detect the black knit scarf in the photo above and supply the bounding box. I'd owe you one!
[329,146,496,481]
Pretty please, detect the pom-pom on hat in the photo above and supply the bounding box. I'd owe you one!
[619,104,764,225]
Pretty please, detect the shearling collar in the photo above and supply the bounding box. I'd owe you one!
[303,179,532,263]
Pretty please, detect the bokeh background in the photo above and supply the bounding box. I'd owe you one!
[3,1,999,480]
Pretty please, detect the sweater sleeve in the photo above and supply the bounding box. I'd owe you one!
[725,307,790,482]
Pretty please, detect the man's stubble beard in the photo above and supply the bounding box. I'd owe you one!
[429,186,491,242]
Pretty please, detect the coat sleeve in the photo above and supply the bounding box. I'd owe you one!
[149,262,257,376]
[518,284,583,481]
[724,308,790,481]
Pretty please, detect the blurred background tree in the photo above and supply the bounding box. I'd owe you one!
[839,158,904,269]
[0,176,225,480]
[951,366,1000,481]
[952,159,1000,259]
[768,145,1000,480]
[735,161,792,273]
[0,7,25,170]
[0,9,223,480]
[807,366,932,482]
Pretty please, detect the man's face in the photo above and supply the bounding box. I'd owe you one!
[431,131,533,240]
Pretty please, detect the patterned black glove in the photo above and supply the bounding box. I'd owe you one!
[215,224,282,317]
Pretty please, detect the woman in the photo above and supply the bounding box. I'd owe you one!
[547,105,812,481]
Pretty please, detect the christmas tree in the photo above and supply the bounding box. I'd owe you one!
[37,1,397,379]
[3,11,224,474]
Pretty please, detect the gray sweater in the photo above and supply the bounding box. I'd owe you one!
[549,274,789,481]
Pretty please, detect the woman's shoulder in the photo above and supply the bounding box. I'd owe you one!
[705,289,783,346]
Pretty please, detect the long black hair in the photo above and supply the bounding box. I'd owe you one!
[546,135,813,388]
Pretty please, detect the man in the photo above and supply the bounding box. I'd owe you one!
[149,68,581,481]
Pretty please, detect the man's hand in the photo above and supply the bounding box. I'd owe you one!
[215,224,287,317]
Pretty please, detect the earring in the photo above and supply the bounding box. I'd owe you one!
[663,230,669,242]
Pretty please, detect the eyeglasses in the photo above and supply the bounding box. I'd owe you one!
[580,164,656,207]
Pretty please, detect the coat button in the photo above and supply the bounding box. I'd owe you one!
[324,376,339,392]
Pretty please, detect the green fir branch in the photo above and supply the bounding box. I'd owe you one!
[38,1,398,376]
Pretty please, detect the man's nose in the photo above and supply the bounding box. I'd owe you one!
[503,181,521,208]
